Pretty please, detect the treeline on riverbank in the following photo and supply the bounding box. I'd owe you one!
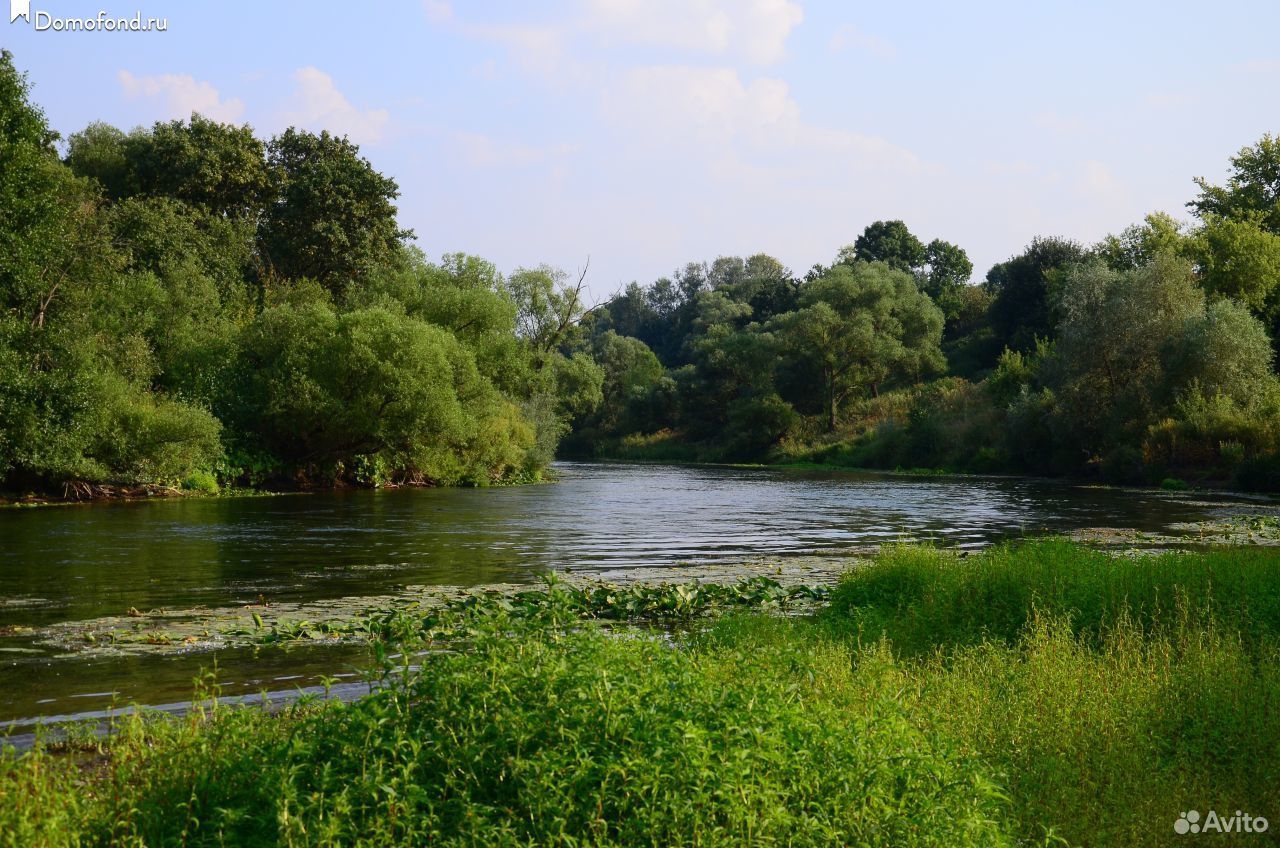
[10,40,1280,497]
[564,142,1280,491]
[0,51,605,496]
[4,541,1279,846]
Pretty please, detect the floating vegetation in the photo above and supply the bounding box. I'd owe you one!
[1073,510,1280,547]
[26,558,852,659]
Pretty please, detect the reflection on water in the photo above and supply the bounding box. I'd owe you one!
[0,461,1264,724]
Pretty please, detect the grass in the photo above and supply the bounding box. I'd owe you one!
[825,540,1280,652]
[3,541,1280,846]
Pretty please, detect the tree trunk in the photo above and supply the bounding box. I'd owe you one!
[827,374,837,432]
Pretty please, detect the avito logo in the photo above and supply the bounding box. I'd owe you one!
[1175,809,1269,836]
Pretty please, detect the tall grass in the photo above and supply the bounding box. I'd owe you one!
[826,539,1280,653]
[4,541,1280,846]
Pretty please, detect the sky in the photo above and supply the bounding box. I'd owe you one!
[6,0,1280,301]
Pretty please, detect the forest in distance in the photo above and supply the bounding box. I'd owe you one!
[6,46,1280,497]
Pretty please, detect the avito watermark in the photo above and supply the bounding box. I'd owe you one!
[1175,809,1269,836]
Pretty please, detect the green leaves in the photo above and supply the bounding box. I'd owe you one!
[775,261,945,430]
[260,128,409,292]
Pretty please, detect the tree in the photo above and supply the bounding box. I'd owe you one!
[0,52,224,489]
[774,262,944,430]
[1190,134,1280,233]
[1051,256,1206,450]
[920,238,973,321]
[1096,212,1191,271]
[1192,214,1280,311]
[985,236,1087,351]
[679,318,785,447]
[259,128,410,291]
[117,115,272,217]
[1165,298,1274,408]
[593,331,666,434]
[64,121,130,198]
[506,263,590,358]
[847,220,926,272]
[237,302,531,484]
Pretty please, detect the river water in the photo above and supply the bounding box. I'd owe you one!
[0,461,1267,730]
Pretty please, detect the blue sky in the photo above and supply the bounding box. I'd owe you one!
[6,0,1280,300]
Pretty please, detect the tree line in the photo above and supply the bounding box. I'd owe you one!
[569,139,1280,490]
[6,44,1280,495]
[0,51,602,495]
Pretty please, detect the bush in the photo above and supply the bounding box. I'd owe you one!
[180,469,219,494]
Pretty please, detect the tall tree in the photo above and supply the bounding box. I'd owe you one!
[1052,256,1206,450]
[259,128,410,292]
[117,115,272,218]
[1193,214,1280,311]
[985,236,1087,352]
[1190,134,1280,233]
[774,262,944,430]
[848,220,926,272]
[920,238,973,321]
[1096,212,1191,271]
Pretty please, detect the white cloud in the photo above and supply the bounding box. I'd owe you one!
[422,0,452,23]
[452,132,577,168]
[580,0,803,65]
[280,67,389,145]
[827,24,895,59]
[478,24,570,77]
[117,70,245,122]
[608,65,921,171]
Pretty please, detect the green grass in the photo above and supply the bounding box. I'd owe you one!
[826,540,1280,653]
[4,541,1280,846]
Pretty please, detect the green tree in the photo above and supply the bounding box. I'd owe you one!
[1052,256,1206,451]
[259,128,410,291]
[237,302,530,484]
[920,238,973,321]
[0,52,226,489]
[775,262,944,430]
[117,115,272,217]
[507,264,589,357]
[1191,134,1280,233]
[593,331,666,434]
[1165,298,1275,408]
[1192,214,1280,311]
[985,236,1087,352]
[64,121,130,198]
[1096,212,1191,271]
[847,220,926,272]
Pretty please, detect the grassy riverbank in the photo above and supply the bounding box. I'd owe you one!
[4,541,1280,846]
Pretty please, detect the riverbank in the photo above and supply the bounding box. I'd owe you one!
[0,470,557,508]
[5,541,1280,846]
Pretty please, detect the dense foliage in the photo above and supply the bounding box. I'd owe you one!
[5,542,1279,846]
[567,138,1280,490]
[0,52,601,494]
[8,41,1280,493]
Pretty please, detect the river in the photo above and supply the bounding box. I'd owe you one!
[0,461,1269,732]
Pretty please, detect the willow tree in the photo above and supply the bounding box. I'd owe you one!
[774,261,944,431]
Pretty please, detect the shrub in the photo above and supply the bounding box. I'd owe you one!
[179,469,219,495]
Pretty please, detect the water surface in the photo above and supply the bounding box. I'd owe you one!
[0,462,1265,726]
